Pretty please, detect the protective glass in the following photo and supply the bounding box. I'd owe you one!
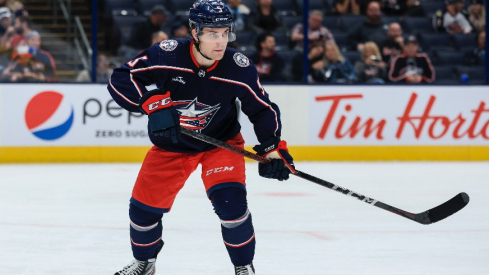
[198,27,236,42]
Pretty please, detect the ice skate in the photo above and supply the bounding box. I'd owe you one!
[114,241,163,275]
[234,262,255,275]
[114,258,155,275]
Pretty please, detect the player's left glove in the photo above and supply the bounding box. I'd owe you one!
[139,90,180,143]
[253,138,296,181]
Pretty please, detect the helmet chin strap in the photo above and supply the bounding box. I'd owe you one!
[193,37,213,61]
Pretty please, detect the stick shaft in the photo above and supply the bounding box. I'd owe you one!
[181,128,468,224]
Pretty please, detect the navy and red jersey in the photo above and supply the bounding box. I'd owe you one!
[108,38,282,153]
[388,53,435,83]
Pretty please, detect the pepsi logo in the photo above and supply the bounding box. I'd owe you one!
[25,91,74,141]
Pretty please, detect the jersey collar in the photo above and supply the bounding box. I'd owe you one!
[190,40,220,73]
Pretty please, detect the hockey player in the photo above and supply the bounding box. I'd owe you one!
[108,1,295,274]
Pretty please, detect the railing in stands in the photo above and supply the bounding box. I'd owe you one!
[53,0,73,68]
[74,16,93,75]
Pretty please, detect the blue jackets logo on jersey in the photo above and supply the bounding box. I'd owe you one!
[175,97,221,131]
[233,53,250,67]
[159,40,178,51]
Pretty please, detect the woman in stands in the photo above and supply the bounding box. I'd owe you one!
[354,41,387,84]
[310,40,357,83]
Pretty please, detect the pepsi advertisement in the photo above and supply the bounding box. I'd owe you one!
[1,84,152,146]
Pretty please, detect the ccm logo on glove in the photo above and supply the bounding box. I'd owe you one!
[141,92,173,114]
[139,90,181,143]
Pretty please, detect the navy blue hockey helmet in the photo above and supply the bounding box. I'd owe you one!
[189,0,236,42]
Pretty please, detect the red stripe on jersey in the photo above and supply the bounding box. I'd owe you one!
[131,65,194,74]
[130,73,143,97]
[109,77,138,106]
[210,76,279,136]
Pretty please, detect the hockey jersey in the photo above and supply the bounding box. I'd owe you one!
[108,38,282,153]
[388,53,435,83]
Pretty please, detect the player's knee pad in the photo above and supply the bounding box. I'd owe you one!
[210,187,248,221]
[129,203,164,261]
[210,187,255,266]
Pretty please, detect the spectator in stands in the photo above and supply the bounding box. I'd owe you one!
[381,0,424,16]
[433,0,473,34]
[5,0,27,17]
[122,5,169,56]
[388,35,435,83]
[10,15,32,49]
[347,1,387,51]
[334,0,360,15]
[404,0,426,17]
[381,0,403,16]
[2,31,57,82]
[249,0,282,33]
[468,0,485,32]
[152,30,168,44]
[76,54,113,83]
[291,43,325,82]
[310,41,357,83]
[291,10,335,50]
[354,41,386,83]
[378,22,403,64]
[0,6,12,72]
[249,32,284,82]
[171,21,190,39]
[0,7,14,51]
[226,0,251,31]
[465,30,486,65]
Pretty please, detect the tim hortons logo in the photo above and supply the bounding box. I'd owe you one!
[315,93,489,140]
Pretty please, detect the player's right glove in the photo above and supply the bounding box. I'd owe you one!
[253,138,296,181]
[139,90,180,143]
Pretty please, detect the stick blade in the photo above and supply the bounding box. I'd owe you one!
[417,192,470,224]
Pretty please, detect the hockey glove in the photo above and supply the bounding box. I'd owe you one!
[253,139,296,181]
[139,90,180,143]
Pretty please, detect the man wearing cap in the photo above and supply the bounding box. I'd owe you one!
[388,35,435,83]
[433,0,473,34]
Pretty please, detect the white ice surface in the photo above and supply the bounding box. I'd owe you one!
[0,162,487,275]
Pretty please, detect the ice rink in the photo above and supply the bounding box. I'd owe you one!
[0,161,487,274]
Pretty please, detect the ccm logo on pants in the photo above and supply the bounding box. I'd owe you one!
[206,166,234,176]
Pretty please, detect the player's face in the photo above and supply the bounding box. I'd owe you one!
[198,27,229,60]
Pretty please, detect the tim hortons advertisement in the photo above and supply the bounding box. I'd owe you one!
[0,84,152,146]
[308,86,489,145]
[1,84,488,147]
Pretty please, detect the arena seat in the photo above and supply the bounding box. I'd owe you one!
[434,50,466,66]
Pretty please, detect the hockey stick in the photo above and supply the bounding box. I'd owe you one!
[181,127,470,225]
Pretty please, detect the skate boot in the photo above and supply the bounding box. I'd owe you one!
[234,262,255,275]
[114,241,163,275]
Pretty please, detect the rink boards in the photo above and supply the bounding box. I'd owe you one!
[0,84,488,162]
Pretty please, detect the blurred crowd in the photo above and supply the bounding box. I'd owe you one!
[103,0,486,84]
[0,0,486,83]
[0,0,57,82]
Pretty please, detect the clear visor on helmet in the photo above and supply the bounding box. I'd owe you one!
[196,24,236,43]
